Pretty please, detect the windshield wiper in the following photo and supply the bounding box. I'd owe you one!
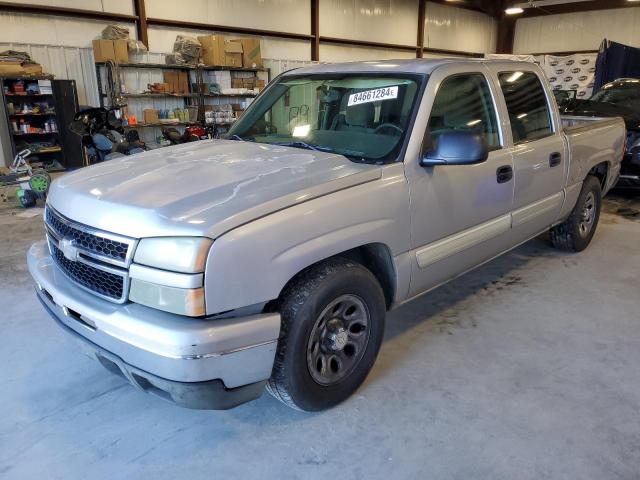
[274,141,334,153]
[227,134,255,142]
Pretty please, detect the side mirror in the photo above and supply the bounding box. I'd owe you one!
[420,131,489,167]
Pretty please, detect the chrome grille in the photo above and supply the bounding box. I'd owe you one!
[44,206,136,303]
[45,207,130,263]
[50,242,124,300]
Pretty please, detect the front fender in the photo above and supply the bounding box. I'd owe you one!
[204,164,410,314]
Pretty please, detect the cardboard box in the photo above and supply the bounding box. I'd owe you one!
[178,72,189,94]
[113,39,129,63]
[231,77,260,89]
[163,71,176,92]
[164,72,179,93]
[143,109,159,124]
[164,71,189,94]
[224,40,243,68]
[198,35,226,66]
[240,38,262,68]
[22,63,43,75]
[92,39,128,63]
[0,61,25,75]
[92,39,116,62]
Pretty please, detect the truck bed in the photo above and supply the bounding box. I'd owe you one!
[561,115,625,195]
[561,115,622,132]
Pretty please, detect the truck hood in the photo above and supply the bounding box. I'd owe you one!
[48,140,381,238]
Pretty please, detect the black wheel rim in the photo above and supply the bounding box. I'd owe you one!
[306,294,371,386]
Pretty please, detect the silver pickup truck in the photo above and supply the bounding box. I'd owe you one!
[28,59,625,411]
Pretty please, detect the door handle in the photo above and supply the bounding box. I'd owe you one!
[496,165,513,184]
[549,152,562,167]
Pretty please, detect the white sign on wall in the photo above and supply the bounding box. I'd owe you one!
[542,54,597,98]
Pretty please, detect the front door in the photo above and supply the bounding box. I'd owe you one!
[406,66,515,297]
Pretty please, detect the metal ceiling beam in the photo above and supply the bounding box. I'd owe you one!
[416,0,426,58]
[310,0,320,61]
[0,1,138,22]
[519,0,640,17]
[146,17,314,41]
[428,0,503,18]
[133,0,148,48]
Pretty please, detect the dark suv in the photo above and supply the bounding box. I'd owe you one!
[561,78,640,189]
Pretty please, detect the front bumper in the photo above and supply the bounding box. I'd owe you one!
[28,240,281,409]
[617,154,640,189]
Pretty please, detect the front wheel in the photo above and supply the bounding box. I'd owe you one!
[267,258,386,411]
[550,175,602,252]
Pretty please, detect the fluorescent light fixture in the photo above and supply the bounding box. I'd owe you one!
[292,124,311,137]
[506,0,595,13]
[466,119,482,126]
[507,71,524,83]
[517,113,528,119]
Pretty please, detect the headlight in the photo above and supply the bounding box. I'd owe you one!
[133,237,213,273]
[129,237,213,316]
[129,278,205,317]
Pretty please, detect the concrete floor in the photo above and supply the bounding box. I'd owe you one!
[1,194,639,480]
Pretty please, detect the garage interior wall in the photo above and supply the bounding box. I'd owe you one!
[0,0,498,165]
[424,2,496,54]
[513,7,640,54]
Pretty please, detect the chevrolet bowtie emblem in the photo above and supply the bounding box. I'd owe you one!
[59,237,79,261]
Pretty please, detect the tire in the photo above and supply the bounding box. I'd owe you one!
[17,188,37,208]
[267,257,386,411]
[550,175,602,252]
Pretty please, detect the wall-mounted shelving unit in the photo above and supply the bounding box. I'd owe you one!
[94,62,268,143]
[0,76,83,170]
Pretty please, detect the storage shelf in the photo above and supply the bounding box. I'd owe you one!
[31,147,62,154]
[124,121,235,128]
[2,76,81,170]
[120,92,258,99]
[5,93,52,97]
[9,112,56,116]
[96,61,267,73]
[124,121,198,128]
[12,131,58,136]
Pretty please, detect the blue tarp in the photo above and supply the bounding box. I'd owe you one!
[594,39,640,92]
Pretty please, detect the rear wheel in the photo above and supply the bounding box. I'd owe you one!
[550,175,602,252]
[267,258,386,411]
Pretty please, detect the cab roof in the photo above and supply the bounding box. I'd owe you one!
[282,58,537,77]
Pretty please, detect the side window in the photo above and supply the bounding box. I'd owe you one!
[498,71,553,144]
[427,73,500,150]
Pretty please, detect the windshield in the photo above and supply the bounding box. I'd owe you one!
[226,74,423,164]
[590,85,640,109]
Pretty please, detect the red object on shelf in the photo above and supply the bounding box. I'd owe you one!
[13,81,25,93]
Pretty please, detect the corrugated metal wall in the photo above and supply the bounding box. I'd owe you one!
[424,2,497,54]
[0,42,99,107]
[514,7,640,54]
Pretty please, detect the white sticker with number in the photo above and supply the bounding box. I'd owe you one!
[348,86,398,107]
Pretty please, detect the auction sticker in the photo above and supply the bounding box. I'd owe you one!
[348,86,398,107]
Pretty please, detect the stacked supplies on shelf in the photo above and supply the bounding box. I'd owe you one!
[0,50,43,75]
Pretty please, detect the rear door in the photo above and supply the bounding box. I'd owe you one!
[405,64,515,297]
[486,65,566,239]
